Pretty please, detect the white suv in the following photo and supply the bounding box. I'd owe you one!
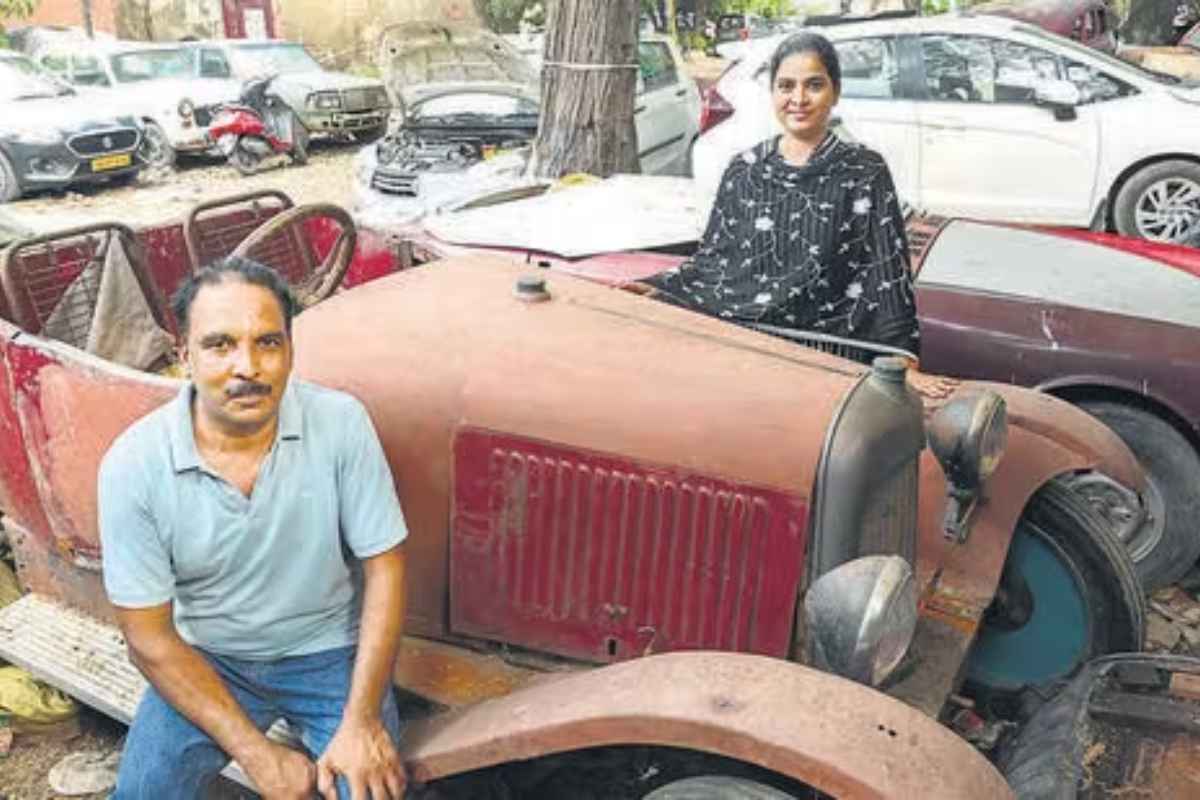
[694,14,1200,242]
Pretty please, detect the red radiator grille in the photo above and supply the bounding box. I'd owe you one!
[451,429,808,663]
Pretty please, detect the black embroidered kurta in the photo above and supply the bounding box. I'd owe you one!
[646,133,920,360]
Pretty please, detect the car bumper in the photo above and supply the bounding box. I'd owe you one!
[8,140,143,192]
[299,108,388,132]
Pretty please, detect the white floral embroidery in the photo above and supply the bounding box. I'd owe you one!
[845,282,863,299]
[853,197,872,215]
[742,150,758,164]
[754,292,772,304]
[754,216,774,232]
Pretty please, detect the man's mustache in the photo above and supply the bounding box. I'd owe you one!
[225,381,271,399]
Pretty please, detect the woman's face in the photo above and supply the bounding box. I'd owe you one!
[772,51,839,142]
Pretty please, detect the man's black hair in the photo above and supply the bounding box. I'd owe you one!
[769,32,842,95]
[172,256,299,338]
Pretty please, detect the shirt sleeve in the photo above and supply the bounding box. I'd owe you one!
[845,158,921,356]
[98,443,174,608]
[337,399,408,559]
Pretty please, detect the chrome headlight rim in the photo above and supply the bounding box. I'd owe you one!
[929,389,1008,492]
[177,98,195,118]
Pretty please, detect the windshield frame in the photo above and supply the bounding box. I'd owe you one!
[0,56,72,101]
[1018,23,1180,85]
[409,90,539,124]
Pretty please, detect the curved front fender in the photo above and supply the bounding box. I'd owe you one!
[401,651,1013,800]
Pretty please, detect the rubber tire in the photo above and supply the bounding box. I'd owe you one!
[290,113,309,166]
[1112,159,1200,242]
[967,478,1145,697]
[643,776,799,799]
[140,120,176,170]
[229,141,262,176]
[1077,400,1200,591]
[0,150,21,203]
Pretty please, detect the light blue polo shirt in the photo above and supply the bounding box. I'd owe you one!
[98,379,407,661]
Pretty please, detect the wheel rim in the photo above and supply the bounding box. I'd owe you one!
[965,522,1092,692]
[1068,472,1164,564]
[142,125,170,168]
[1134,176,1200,242]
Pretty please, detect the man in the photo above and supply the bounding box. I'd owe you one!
[99,256,408,800]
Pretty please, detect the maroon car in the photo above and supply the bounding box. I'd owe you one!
[396,179,1200,593]
[974,0,1119,52]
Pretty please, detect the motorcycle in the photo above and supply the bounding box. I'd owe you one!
[206,73,309,176]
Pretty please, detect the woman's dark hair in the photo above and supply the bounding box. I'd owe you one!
[172,255,299,337]
[768,32,841,95]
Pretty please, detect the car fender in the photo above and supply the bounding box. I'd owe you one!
[402,651,1014,800]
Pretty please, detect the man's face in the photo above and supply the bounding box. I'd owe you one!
[181,278,293,436]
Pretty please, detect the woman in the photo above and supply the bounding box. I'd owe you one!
[643,33,919,363]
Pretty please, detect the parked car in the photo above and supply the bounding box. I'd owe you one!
[716,12,773,44]
[390,174,1196,591]
[973,0,1119,53]
[1120,19,1200,80]
[0,192,1149,797]
[353,24,701,223]
[0,51,145,203]
[184,39,391,142]
[693,14,1200,243]
[25,37,239,169]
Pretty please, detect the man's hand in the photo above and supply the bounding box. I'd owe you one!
[243,741,318,800]
[316,717,407,800]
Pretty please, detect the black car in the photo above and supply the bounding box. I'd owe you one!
[0,51,145,203]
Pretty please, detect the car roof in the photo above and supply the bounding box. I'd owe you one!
[36,37,190,55]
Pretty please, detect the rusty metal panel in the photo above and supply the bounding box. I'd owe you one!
[450,429,808,663]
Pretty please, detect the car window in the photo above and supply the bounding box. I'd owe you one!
[199,48,232,78]
[110,49,193,82]
[919,34,1128,106]
[71,54,111,87]
[228,43,322,75]
[638,41,678,93]
[0,59,69,101]
[834,38,899,99]
[39,53,68,75]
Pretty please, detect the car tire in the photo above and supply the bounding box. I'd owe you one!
[964,478,1145,702]
[351,125,386,145]
[1113,159,1200,242]
[1076,401,1200,591]
[0,151,21,203]
[140,121,176,170]
[642,776,799,799]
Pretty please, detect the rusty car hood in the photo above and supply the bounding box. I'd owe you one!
[376,21,537,104]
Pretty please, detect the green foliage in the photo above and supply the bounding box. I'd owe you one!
[479,0,544,33]
[719,0,794,18]
[0,0,37,18]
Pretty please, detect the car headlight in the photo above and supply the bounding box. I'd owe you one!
[805,555,917,687]
[178,99,195,118]
[929,390,1007,491]
[309,91,342,110]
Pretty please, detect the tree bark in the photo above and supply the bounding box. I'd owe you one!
[80,0,94,37]
[533,0,641,179]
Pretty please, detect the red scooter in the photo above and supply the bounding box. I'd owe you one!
[207,74,309,175]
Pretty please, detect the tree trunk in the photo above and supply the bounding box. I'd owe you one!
[666,0,677,40]
[80,0,94,37]
[533,0,641,179]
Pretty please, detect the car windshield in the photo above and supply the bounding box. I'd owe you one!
[229,43,321,75]
[0,58,72,101]
[1021,25,1182,84]
[410,92,538,125]
[110,48,194,82]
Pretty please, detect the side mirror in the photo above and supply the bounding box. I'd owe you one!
[1034,79,1082,121]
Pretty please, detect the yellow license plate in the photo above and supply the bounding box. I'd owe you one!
[91,153,132,172]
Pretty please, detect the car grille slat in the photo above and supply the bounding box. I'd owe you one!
[66,128,139,157]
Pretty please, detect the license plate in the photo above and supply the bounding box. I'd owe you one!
[92,153,131,172]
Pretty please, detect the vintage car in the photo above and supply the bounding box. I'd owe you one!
[973,0,1119,53]
[392,175,1200,592]
[21,36,240,169]
[0,191,1150,796]
[183,39,392,142]
[695,14,1200,243]
[0,51,145,203]
[352,23,701,225]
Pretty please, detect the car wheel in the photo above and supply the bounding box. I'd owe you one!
[140,121,176,170]
[229,140,262,176]
[964,478,1145,701]
[351,125,386,145]
[1075,401,1200,591]
[0,151,21,203]
[1113,159,1200,242]
[642,776,799,799]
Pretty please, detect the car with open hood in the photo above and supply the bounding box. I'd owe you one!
[23,35,239,170]
[352,22,701,226]
[184,39,391,142]
[0,51,145,203]
[1121,18,1200,80]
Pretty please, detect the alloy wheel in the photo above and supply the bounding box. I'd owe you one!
[1135,176,1200,242]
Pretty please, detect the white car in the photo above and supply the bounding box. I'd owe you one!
[694,14,1200,242]
[353,25,701,224]
[27,36,239,170]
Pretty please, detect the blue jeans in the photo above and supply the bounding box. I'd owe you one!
[112,645,403,800]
